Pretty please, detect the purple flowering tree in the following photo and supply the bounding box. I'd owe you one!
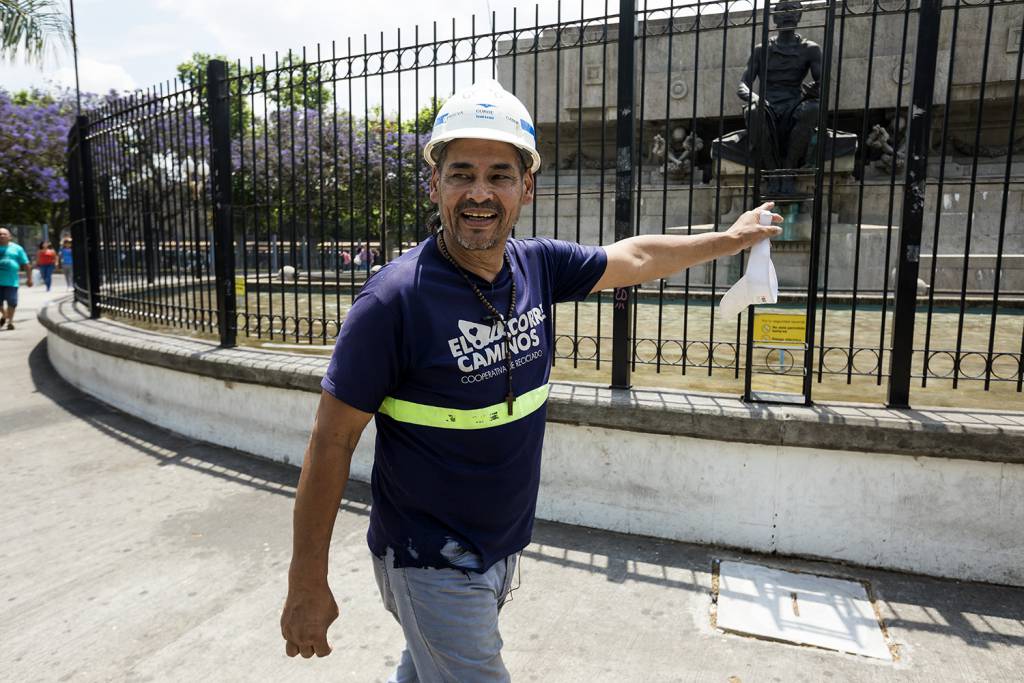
[0,64,441,275]
[233,103,435,252]
[87,86,211,249]
[0,88,78,229]
[0,87,113,239]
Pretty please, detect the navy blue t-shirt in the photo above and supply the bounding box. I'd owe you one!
[321,235,607,571]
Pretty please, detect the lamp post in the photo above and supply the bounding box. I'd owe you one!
[69,0,82,115]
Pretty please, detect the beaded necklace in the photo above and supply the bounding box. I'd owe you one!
[436,232,517,415]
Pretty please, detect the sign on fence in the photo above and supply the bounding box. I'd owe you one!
[234,275,246,298]
[753,312,807,345]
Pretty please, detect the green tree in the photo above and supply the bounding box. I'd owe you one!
[176,51,333,132]
[175,51,255,132]
[405,96,445,136]
[0,0,70,63]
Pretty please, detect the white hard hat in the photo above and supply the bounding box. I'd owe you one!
[423,79,541,173]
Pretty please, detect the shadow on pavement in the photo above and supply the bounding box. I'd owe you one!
[26,337,371,516]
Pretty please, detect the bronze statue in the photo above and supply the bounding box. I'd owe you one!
[737,1,821,171]
[711,0,856,192]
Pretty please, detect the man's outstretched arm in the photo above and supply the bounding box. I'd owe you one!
[591,202,782,293]
[281,390,373,659]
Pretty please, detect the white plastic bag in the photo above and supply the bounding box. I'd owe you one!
[718,212,779,318]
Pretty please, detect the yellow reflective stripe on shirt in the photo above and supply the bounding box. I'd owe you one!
[378,384,550,430]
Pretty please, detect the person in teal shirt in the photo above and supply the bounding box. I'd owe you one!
[60,238,74,290]
[0,227,34,330]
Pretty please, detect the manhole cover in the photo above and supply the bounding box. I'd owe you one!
[713,561,893,660]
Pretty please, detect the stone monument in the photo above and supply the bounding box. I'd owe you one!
[864,113,907,176]
[650,126,704,181]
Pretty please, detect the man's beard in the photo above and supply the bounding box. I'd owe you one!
[449,226,504,251]
[443,200,516,251]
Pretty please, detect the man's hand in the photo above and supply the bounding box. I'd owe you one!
[801,80,820,100]
[280,391,371,661]
[722,202,783,256]
[281,580,339,658]
[747,93,771,111]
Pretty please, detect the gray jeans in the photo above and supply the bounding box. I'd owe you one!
[372,548,518,683]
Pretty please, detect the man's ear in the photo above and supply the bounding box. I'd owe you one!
[522,170,535,206]
[428,167,440,203]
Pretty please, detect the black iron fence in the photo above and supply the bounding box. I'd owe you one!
[67,0,1024,408]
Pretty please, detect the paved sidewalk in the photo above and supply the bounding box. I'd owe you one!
[3,285,1024,682]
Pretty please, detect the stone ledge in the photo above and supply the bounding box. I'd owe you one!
[546,383,1023,463]
[40,296,1024,464]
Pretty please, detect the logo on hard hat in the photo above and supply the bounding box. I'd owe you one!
[476,103,495,108]
[520,119,535,141]
[434,113,450,127]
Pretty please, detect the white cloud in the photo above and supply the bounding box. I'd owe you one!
[3,0,629,96]
[154,0,554,60]
[91,23,192,62]
[54,57,137,94]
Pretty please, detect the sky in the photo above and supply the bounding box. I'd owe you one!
[0,0,647,96]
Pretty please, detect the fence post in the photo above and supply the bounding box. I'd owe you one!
[65,121,85,302]
[76,115,102,319]
[142,199,156,285]
[206,59,237,348]
[611,0,637,390]
[887,0,942,408]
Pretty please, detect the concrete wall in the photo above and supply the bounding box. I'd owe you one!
[45,318,1024,587]
[540,423,1024,587]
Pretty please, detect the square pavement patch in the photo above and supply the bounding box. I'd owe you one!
[713,560,893,660]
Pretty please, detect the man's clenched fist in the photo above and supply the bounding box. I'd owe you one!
[281,582,339,659]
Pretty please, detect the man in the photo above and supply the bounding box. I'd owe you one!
[0,227,33,331]
[281,79,780,681]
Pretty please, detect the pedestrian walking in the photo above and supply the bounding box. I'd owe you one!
[36,240,58,292]
[280,79,781,681]
[0,227,34,330]
[60,238,74,290]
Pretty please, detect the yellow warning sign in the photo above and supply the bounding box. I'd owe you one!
[234,275,246,298]
[753,312,806,345]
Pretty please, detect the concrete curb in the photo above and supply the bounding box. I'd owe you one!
[39,296,1024,464]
